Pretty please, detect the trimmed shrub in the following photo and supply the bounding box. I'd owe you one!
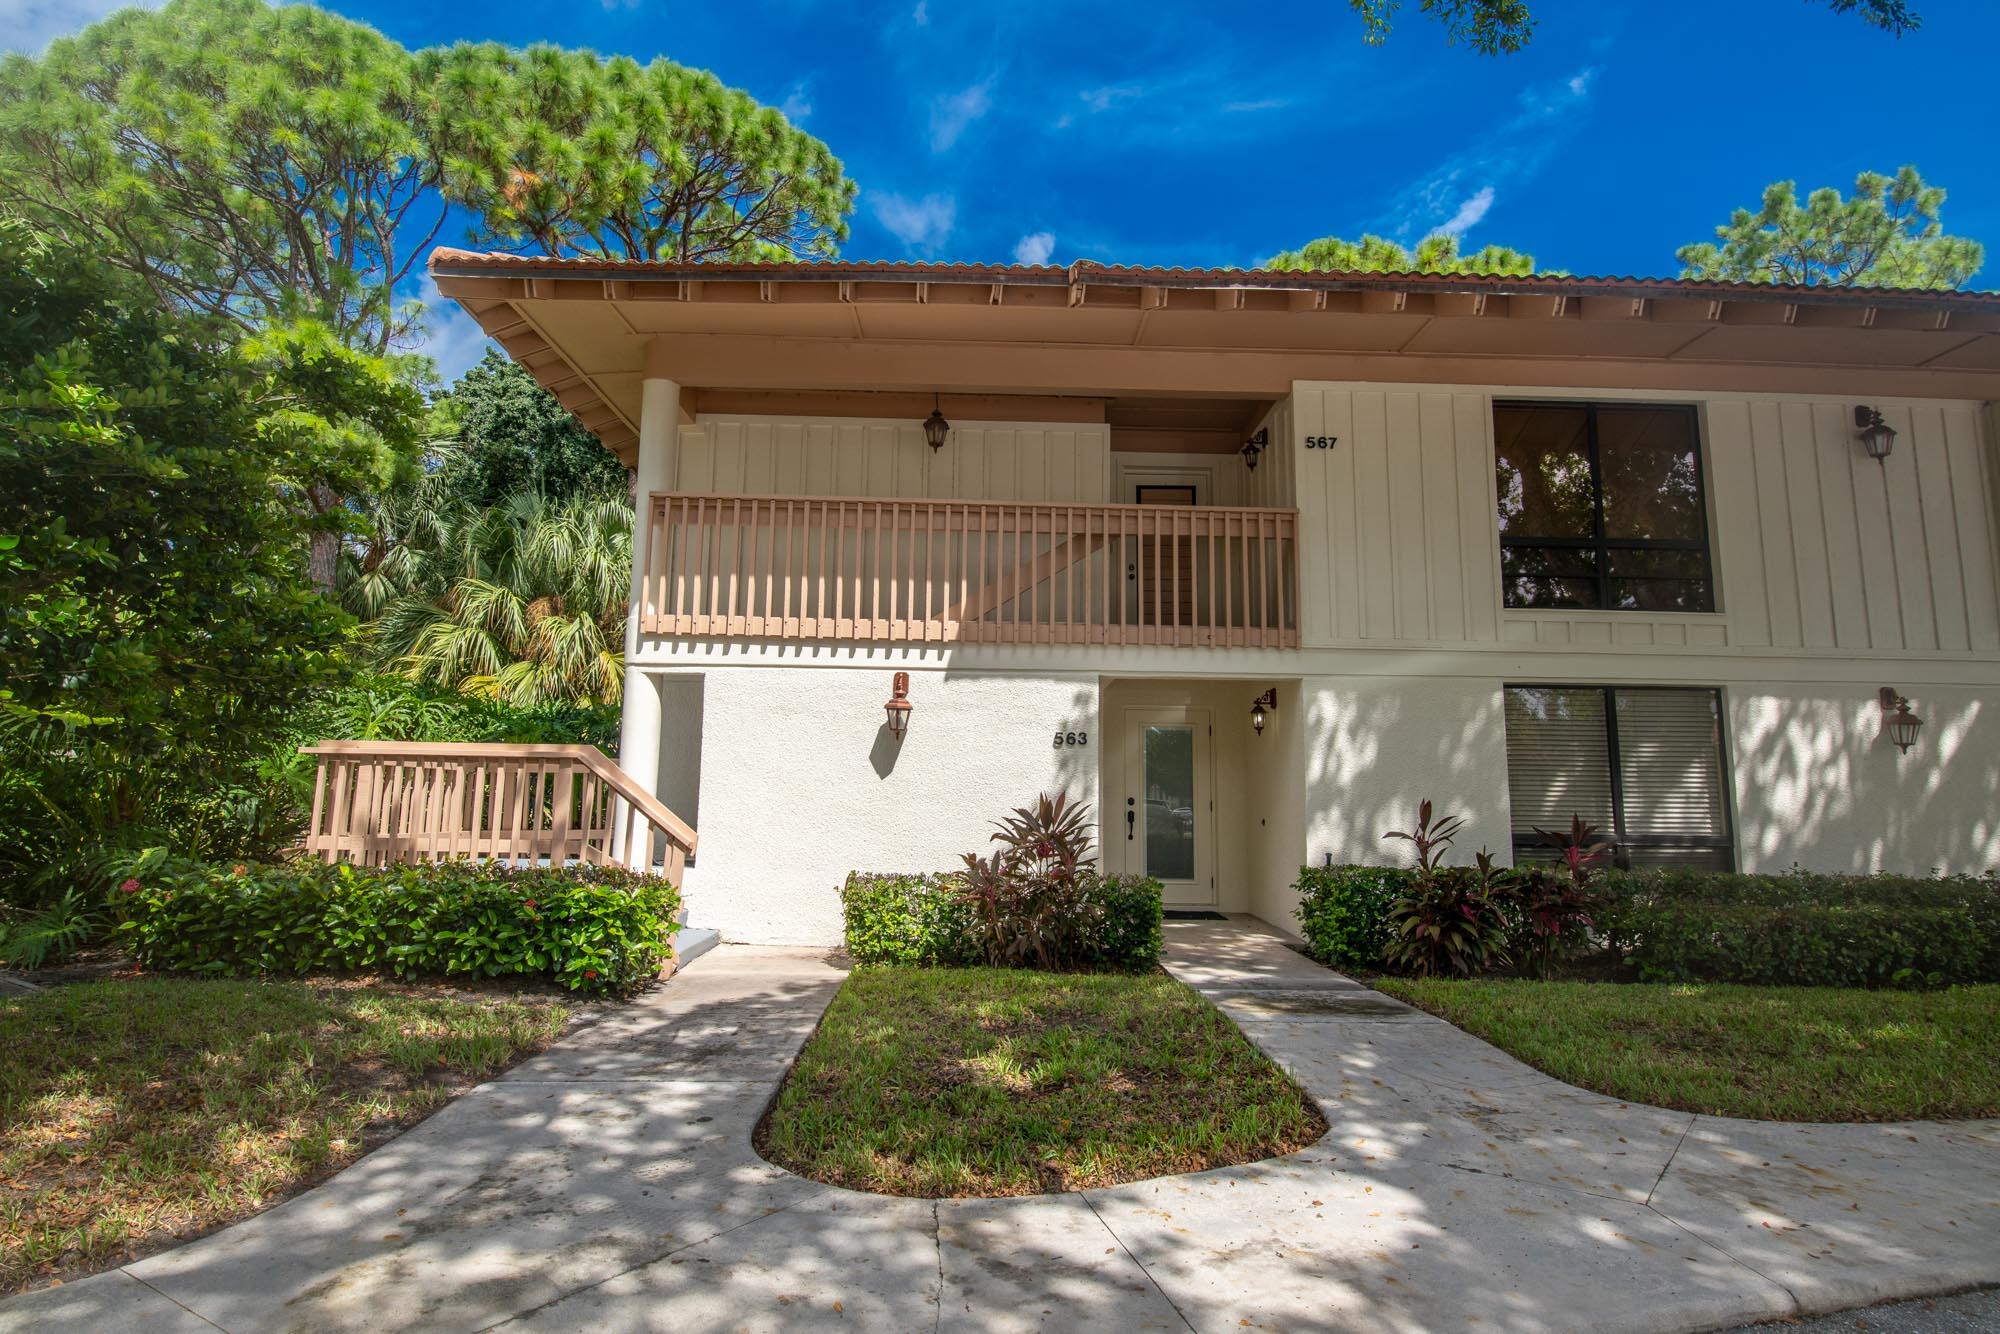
[1296,860,1999,987]
[117,859,680,995]
[1293,865,1409,969]
[841,873,979,966]
[839,870,1162,970]
[1083,872,1166,967]
[1603,869,2000,988]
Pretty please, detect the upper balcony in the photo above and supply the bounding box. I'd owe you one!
[636,493,1300,648]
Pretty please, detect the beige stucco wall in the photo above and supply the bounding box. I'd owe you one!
[1730,682,2000,874]
[673,666,1098,945]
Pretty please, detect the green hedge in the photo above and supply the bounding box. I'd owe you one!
[1603,869,2000,988]
[1295,863,2000,987]
[1293,865,1410,970]
[840,870,1163,969]
[118,859,680,995]
[841,873,980,966]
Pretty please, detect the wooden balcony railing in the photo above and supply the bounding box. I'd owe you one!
[300,741,697,883]
[638,494,1300,648]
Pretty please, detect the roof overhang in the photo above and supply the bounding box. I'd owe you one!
[429,249,2000,463]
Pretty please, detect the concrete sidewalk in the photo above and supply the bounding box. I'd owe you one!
[3,921,1995,1332]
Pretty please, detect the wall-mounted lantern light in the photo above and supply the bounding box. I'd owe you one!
[923,395,951,453]
[1878,685,1923,754]
[1240,428,1268,473]
[885,671,914,738]
[1854,406,1897,465]
[1250,687,1278,736]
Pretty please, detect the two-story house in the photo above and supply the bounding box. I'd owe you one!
[429,251,2000,945]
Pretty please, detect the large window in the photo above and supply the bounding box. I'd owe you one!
[1503,685,1734,870]
[1493,401,1714,612]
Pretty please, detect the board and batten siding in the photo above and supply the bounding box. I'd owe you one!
[675,416,1111,502]
[1288,381,2000,659]
[1290,383,1503,646]
[1681,398,1995,655]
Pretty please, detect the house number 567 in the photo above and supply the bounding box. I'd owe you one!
[1304,435,1339,449]
[1053,731,1089,748]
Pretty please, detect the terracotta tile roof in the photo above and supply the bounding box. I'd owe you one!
[427,247,2000,310]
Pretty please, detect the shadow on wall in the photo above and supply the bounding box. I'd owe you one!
[1302,677,1512,869]
[870,723,900,778]
[1733,691,1998,874]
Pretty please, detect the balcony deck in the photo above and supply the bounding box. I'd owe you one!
[636,493,1300,648]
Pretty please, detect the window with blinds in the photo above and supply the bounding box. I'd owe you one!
[1504,685,1734,869]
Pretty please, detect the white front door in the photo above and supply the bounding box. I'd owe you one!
[1120,706,1214,906]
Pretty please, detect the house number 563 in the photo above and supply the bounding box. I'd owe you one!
[1304,435,1339,449]
[1053,731,1089,748]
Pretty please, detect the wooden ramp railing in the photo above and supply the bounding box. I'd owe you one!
[300,741,696,884]
[638,493,1300,648]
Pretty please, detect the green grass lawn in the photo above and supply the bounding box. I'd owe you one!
[757,965,1326,1197]
[0,977,567,1293]
[1372,978,2000,1122]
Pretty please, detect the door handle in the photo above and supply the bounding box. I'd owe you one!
[1126,797,1135,840]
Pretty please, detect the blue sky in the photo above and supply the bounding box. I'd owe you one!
[10,0,2000,378]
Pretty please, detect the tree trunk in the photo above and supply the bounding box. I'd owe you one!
[307,484,340,596]
[309,529,339,596]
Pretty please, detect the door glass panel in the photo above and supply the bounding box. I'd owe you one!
[1143,725,1196,881]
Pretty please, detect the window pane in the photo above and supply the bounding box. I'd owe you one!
[1502,545,1600,609]
[1605,549,1714,612]
[1143,725,1196,882]
[1597,406,1705,542]
[1623,845,1734,871]
[1503,687,1615,838]
[1616,690,1730,842]
[1494,405,1594,540]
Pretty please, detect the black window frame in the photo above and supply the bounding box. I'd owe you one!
[1504,682,1736,871]
[1494,400,1717,614]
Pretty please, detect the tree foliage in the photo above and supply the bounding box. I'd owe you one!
[1266,232,1537,276]
[0,0,440,355]
[432,349,629,510]
[422,43,855,262]
[0,221,349,898]
[1347,0,1919,54]
[1676,165,1983,290]
[360,491,631,708]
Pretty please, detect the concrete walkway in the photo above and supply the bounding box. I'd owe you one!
[3,920,1996,1332]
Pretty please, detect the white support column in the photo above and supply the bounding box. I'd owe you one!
[619,376,681,811]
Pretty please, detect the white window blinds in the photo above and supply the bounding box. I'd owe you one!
[1503,684,1733,868]
[1504,687,1615,835]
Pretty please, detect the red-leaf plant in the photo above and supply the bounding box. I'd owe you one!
[957,789,1099,970]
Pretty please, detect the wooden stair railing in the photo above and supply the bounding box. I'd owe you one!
[299,741,697,885]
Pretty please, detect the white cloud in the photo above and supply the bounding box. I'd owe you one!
[1,0,159,54]
[929,77,995,152]
[911,0,928,24]
[1221,97,1288,114]
[1385,68,1598,240]
[872,192,956,254]
[1013,231,1055,266]
[1436,186,1496,238]
[412,272,495,385]
[1078,85,1142,114]
[780,81,814,122]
